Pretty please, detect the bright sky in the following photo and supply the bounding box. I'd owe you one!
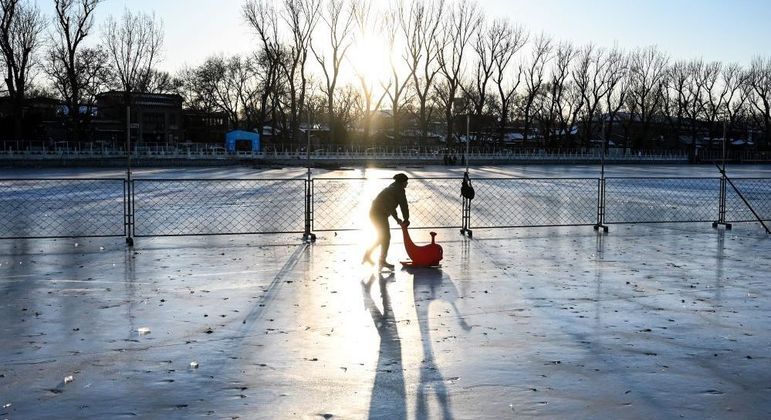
[34,0,771,73]
[486,0,771,66]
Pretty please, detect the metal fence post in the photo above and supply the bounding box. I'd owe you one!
[712,174,730,230]
[594,122,609,233]
[593,177,608,233]
[303,176,316,242]
[460,196,472,238]
[302,107,316,243]
[713,123,732,230]
[125,178,134,246]
[460,172,473,238]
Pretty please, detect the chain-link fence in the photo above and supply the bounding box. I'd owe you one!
[604,177,721,224]
[726,178,771,222]
[1,175,769,240]
[470,178,598,228]
[132,179,306,236]
[0,178,126,239]
[312,178,462,231]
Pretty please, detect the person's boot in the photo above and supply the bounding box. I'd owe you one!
[379,260,394,270]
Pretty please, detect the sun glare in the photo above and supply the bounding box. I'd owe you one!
[348,33,392,85]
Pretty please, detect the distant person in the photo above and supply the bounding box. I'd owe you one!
[363,173,410,270]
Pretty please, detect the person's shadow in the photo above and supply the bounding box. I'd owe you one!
[409,267,471,420]
[362,272,406,419]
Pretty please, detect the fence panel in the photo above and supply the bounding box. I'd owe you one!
[132,179,305,236]
[470,178,598,228]
[605,177,719,223]
[0,178,125,239]
[726,178,771,222]
[3,176,768,240]
[312,178,462,231]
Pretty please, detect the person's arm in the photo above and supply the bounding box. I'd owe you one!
[386,187,402,223]
[398,191,409,225]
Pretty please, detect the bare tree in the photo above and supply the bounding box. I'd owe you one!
[544,41,577,146]
[520,33,552,143]
[601,47,628,151]
[626,45,668,149]
[701,61,730,140]
[490,19,526,144]
[243,0,285,140]
[403,0,444,145]
[102,8,162,149]
[278,0,320,143]
[311,0,355,143]
[464,17,494,118]
[332,83,359,129]
[721,63,748,136]
[140,69,182,95]
[381,0,416,144]
[0,0,45,139]
[102,9,163,94]
[747,56,771,149]
[232,57,261,129]
[661,59,711,155]
[683,60,706,154]
[48,0,102,142]
[47,46,111,128]
[190,55,258,130]
[662,60,689,145]
[462,16,521,143]
[349,0,387,145]
[436,0,481,144]
[573,44,615,148]
[177,65,217,113]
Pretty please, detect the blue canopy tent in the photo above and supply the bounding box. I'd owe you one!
[225,130,260,153]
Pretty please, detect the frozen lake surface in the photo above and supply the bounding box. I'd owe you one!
[1,164,770,418]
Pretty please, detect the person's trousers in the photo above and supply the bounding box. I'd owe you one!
[370,211,390,261]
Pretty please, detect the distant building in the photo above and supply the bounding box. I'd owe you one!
[94,91,183,146]
[182,111,228,144]
[0,96,62,143]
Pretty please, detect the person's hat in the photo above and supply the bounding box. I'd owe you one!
[393,173,408,183]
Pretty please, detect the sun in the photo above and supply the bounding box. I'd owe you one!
[346,32,392,86]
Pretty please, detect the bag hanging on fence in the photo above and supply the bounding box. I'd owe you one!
[461,173,475,200]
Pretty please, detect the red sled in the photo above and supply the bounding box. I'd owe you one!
[399,223,443,267]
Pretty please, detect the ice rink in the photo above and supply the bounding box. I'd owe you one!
[1,164,770,418]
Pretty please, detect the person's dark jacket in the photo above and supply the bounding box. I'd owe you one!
[371,182,409,221]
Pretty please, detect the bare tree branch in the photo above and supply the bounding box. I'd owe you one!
[0,0,45,137]
[436,0,482,144]
[102,8,163,94]
[626,45,668,149]
[520,33,552,143]
[47,0,102,141]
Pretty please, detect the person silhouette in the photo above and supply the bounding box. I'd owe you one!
[363,173,410,270]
